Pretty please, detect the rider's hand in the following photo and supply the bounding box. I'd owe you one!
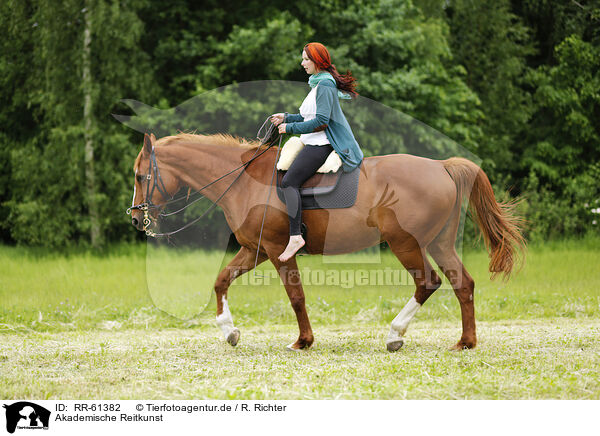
[278,123,287,134]
[270,113,284,126]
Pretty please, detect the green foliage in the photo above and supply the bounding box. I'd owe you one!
[327,0,484,152]
[445,0,534,184]
[197,11,311,89]
[2,0,153,247]
[524,35,600,185]
[0,0,598,247]
[521,164,600,241]
[5,129,84,246]
[514,0,600,66]
[519,35,600,241]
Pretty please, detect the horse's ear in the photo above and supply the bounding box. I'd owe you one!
[150,133,157,144]
[143,133,153,155]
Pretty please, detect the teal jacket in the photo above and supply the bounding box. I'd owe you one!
[284,80,363,172]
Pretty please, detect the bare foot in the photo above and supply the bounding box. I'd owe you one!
[278,235,305,262]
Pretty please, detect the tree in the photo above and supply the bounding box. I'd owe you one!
[522,35,600,238]
[0,1,38,243]
[4,0,154,247]
[444,0,534,187]
[82,1,100,247]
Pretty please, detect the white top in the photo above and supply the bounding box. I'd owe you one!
[298,86,330,145]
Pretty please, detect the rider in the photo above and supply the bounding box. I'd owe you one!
[271,42,363,262]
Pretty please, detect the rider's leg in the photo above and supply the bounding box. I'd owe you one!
[279,144,333,261]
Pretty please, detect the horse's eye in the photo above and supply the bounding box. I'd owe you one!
[136,174,144,183]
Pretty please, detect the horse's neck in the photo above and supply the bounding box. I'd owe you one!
[161,141,251,211]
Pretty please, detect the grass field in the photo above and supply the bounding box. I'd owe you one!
[1,237,599,399]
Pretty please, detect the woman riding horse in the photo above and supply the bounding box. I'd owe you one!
[271,42,363,262]
[129,48,525,350]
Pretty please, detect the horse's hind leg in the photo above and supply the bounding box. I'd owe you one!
[424,197,477,349]
[428,243,476,349]
[215,245,268,346]
[384,228,442,351]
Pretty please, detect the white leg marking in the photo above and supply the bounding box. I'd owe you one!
[387,296,421,346]
[216,295,235,339]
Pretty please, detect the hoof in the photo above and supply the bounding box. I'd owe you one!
[285,343,302,352]
[285,341,311,351]
[226,328,240,346]
[386,339,404,352]
[450,340,476,351]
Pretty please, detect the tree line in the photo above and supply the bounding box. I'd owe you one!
[0,0,598,248]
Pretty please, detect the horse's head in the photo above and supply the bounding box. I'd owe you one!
[129,133,181,234]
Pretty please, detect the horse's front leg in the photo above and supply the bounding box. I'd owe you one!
[269,255,314,350]
[215,246,267,346]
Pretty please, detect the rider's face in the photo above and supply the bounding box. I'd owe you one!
[301,50,318,75]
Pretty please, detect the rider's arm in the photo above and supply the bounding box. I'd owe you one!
[284,113,304,123]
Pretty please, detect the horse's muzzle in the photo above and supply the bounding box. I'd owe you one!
[132,216,147,231]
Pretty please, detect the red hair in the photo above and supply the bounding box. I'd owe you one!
[304,42,358,98]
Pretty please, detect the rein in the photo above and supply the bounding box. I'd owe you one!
[127,117,283,239]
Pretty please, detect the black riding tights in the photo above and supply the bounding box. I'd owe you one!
[280,144,334,236]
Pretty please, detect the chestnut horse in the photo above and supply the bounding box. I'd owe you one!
[130,132,525,351]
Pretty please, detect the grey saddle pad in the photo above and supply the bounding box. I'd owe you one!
[276,164,360,210]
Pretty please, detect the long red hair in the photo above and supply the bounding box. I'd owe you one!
[304,42,358,98]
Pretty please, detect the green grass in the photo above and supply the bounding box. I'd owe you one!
[1,321,598,399]
[1,238,599,398]
[1,240,598,330]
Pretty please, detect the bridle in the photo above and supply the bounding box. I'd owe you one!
[126,117,282,238]
[127,145,170,235]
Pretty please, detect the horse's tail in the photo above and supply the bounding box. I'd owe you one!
[443,157,526,280]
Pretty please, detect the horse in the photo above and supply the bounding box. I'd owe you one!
[129,131,525,351]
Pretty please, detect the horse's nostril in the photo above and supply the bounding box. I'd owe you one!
[132,217,139,227]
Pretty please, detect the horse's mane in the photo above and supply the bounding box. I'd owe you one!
[134,132,263,171]
[158,132,261,149]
